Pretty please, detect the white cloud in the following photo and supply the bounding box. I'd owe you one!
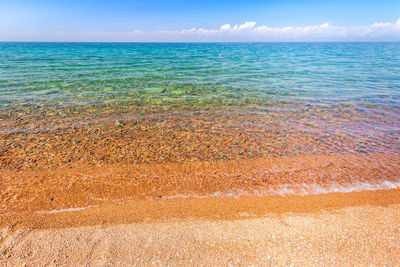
[371,22,391,28]
[1,19,400,41]
[234,21,256,31]
[159,19,400,41]
[220,24,231,31]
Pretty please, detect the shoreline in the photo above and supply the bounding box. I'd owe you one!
[2,152,399,216]
[1,188,399,229]
[1,190,399,265]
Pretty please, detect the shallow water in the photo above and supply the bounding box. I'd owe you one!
[0,42,399,106]
[0,42,399,210]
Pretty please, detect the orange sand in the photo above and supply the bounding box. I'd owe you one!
[1,152,399,215]
[0,191,399,265]
[1,106,400,265]
[0,188,398,229]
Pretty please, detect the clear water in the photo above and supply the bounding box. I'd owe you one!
[1,43,400,206]
[1,42,399,109]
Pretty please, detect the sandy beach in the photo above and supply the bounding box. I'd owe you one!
[1,124,399,265]
[1,189,399,265]
[1,42,400,266]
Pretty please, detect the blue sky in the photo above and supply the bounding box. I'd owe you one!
[0,0,399,41]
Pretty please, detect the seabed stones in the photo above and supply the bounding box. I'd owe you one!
[143,88,165,94]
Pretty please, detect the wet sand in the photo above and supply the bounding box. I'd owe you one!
[1,42,400,266]
[1,190,399,266]
[1,105,400,265]
[1,146,399,265]
[1,152,400,216]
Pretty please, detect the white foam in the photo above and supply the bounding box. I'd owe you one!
[252,180,400,196]
[37,206,91,214]
[164,180,400,199]
[32,181,400,210]
[165,194,191,199]
[304,180,400,195]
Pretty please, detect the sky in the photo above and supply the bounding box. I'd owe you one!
[0,0,399,42]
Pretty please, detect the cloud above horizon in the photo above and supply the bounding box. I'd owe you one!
[154,19,400,41]
[2,19,400,42]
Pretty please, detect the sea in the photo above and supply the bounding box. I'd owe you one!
[0,42,399,200]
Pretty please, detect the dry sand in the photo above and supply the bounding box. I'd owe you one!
[1,189,399,266]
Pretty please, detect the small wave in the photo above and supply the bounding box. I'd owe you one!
[255,180,400,196]
[37,206,91,214]
[165,180,400,199]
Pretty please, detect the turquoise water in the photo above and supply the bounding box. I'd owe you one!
[1,42,399,108]
[0,42,399,156]
[0,42,400,184]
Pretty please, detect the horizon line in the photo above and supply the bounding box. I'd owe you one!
[1,41,400,43]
